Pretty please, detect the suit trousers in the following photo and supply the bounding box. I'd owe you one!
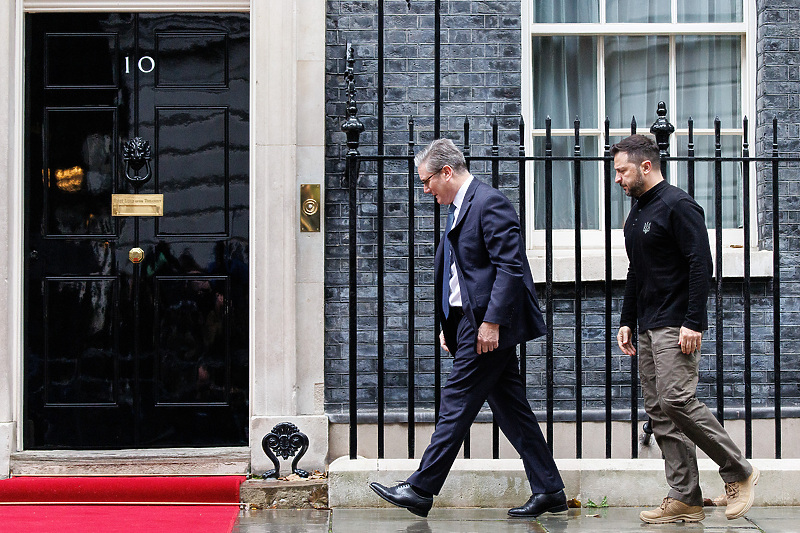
[406,311,564,496]
[639,326,752,506]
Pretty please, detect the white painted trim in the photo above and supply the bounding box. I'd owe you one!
[527,243,774,283]
[23,0,248,11]
[520,0,531,131]
[12,0,24,453]
[248,1,256,425]
[529,22,747,36]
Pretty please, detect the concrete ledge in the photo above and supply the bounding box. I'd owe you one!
[328,457,800,508]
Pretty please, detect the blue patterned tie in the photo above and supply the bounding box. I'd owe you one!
[442,204,456,319]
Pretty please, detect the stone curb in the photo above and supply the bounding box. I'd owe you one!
[328,457,800,508]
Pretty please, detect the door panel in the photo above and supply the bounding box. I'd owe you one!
[44,108,117,236]
[155,106,229,235]
[46,34,118,88]
[25,12,249,449]
[44,277,118,405]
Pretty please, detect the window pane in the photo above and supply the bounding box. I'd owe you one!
[675,135,743,229]
[533,0,599,23]
[533,136,599,230]
[532,36,597,129]
[678,0,743,22]
[606,0,670,23]
[676,36,741,127]
[605,36,669,130]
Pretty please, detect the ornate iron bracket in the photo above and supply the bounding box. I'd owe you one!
[261,422,310,479]
[122,137,153,188]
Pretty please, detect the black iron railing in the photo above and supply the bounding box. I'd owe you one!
[340,47,792,462]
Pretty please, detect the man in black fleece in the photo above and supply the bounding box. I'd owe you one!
[613,135,758,524]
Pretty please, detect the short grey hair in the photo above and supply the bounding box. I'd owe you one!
[414,139,467,174]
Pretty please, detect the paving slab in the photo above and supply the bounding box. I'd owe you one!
[232,509,330,532]
[745,507,800,532]
[231,506,790,532]
[537,507,759,532]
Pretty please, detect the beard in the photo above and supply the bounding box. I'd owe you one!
[624,168,647,198]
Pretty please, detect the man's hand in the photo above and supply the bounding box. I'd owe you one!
[477,322,500,354]
[617,326,636,356]
[440,330,449,353]
[678,326,702,354]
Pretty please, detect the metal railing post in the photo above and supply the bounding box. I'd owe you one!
[714,117,724,424]
[772,117,782,459]
[573,118,583,459]
[603,118,613,458]
[341,45,365,460]
[407,117,416,459]
[545,117,554,451]
[742,117,752,458]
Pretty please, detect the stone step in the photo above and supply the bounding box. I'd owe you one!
[10,447,250,476]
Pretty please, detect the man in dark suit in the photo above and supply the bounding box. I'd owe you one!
[369,139,567,518]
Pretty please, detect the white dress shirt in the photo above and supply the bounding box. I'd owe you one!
[447,175,473,308]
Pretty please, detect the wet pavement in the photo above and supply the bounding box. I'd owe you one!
[232,506,799,532]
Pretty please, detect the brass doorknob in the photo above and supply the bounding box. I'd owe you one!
[129,247,144,263]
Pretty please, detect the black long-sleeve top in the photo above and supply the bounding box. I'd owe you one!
[620,180,713,333]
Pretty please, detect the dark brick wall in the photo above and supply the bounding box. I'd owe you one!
[756,0,800,412]
[325,0,527,415]
[324,0,800,423]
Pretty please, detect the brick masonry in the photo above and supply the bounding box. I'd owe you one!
[324,1,800,428]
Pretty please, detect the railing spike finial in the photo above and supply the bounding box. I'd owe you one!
[342,44,365,156]
[650,101,675,161]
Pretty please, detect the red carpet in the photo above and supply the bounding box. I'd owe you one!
[0,476,244,504]
[0,505,239,533]
[0,476,245,533]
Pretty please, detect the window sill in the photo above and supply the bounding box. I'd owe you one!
[526,247,774,283]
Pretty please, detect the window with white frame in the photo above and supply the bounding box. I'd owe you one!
[524,0,753,244]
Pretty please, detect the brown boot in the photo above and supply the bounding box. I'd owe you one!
[640,497,705,524]
[725,467,760,520]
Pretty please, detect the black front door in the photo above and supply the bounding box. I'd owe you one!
[24,13,249,449]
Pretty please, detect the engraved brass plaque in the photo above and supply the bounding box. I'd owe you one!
[300,184,320,232]
[129,247,144,263]
[112,194,164,216]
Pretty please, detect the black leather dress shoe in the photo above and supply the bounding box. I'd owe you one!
[369,481,434,518]
[508,489,569,517]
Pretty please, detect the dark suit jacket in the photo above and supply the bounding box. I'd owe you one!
[434,178,546,350]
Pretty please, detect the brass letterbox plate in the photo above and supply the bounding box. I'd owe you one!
[112,194,164,216]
